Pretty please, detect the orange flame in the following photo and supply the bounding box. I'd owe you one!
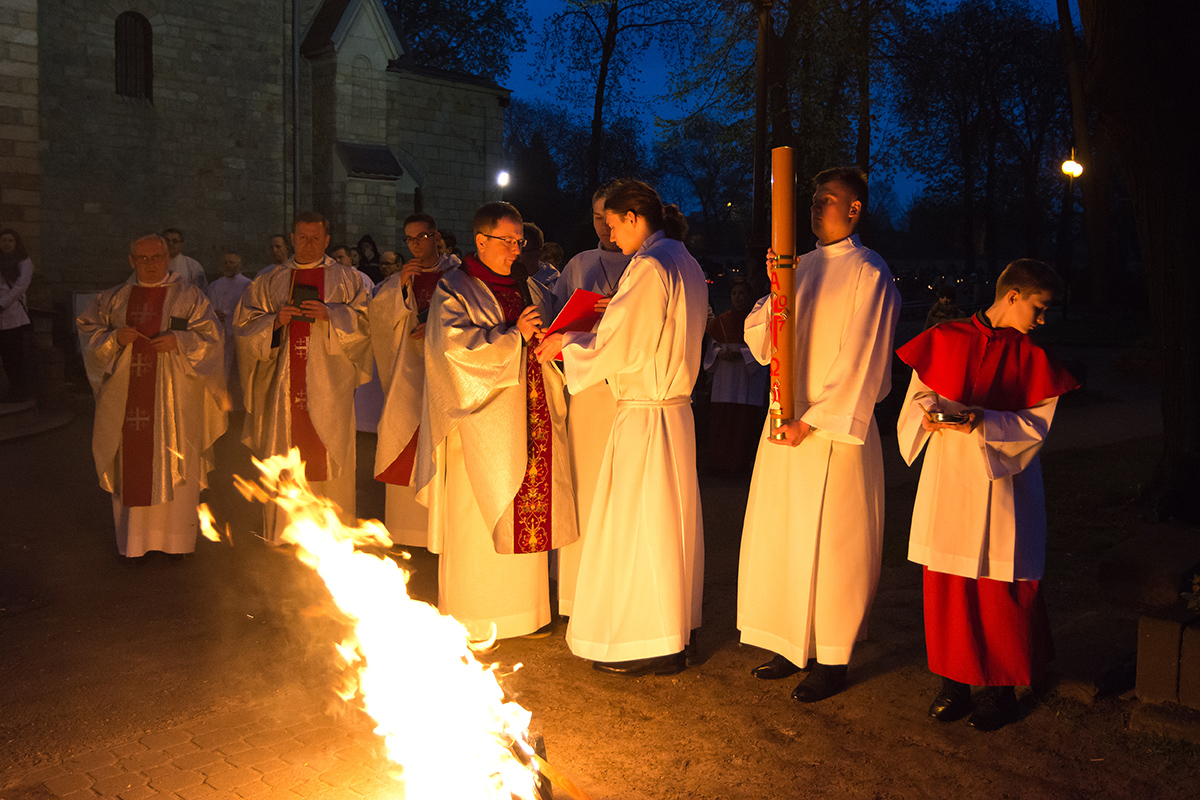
[244,448,540,798]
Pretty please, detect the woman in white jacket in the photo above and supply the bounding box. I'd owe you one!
[0,228,34,402]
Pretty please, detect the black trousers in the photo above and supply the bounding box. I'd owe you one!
[0,323,31,399]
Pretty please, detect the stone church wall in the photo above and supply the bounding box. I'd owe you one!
[0,0,40,262]
[38,0,292,288]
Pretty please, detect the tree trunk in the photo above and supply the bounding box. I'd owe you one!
[854,0,871,175]
[960,125,977,276]
[1057,0,1115,308]
[586,0,621,192]
[1076,0,1200,521]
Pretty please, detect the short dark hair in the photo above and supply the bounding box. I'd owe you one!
[473,201,522,236]
[995,259,1065,300]
[292,212,330,235]
[269,233,288,243]
[813,167,869,211]
[592,180,621,205]
[162,227,184,239]
[329,244,349,257]
[523,222,544,250]
[404,212,437,230]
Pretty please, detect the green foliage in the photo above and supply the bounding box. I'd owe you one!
[382,0,531,79]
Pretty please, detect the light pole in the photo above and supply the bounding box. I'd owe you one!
[1057,149,1083,312]
[749,0,774,292]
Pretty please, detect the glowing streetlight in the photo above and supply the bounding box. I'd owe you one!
[1061,150,1083,178]
[496,171,511,188]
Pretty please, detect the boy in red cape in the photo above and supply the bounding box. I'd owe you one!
[896,259,1078,731]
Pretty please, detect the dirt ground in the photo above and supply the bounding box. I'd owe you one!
[2,346,1199,799]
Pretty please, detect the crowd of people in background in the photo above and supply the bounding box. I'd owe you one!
[55,164,1079,735]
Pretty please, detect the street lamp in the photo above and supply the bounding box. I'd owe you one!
[1061,152,1083,178]
[496,171,511,188]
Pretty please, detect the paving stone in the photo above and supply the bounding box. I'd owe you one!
[25,764,72,784]
[175,783,220,800]
[216,739,255,757]
[192,729,245,750]
[348,775,398,796]
[118,749,171,772]
[1137,604,1196,704]
[249,756,292,775]
[317,762,375,788]
[55,790,100,800]
[197,759,235,778]
[165,741,201,757]
[43,772,94,796]
[65,749,118,772]
[140,729,194,750]
[1179,622,1200,710]
[233,780,274,798]
[116,784,160,800]
[109,742,148,759]
[1129,701,1200,745]
[147,767,205,793]
[91,773,146,795]
[203,766,263,791]
[225,747,278,768]
[260,764,319,788]
[244,728,296,748]
[86,765,126,781]
[171,750,223,771]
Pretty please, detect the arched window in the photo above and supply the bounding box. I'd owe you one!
[115,12,153,100]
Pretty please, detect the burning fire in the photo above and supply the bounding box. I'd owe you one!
[200,449,549,799]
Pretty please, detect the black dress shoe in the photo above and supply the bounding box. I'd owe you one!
[928,678,971,722]
[791,663,847,702]
[967,686,1018,731]
[592,651,686,677]
[752,654,801,680]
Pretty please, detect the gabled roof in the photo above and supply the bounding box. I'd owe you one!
[300,0,403,60]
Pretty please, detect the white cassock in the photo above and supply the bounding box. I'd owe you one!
[77,273,228,557]
[353,269,385,432]
[738,234,901,667]
[169,254,208,291]
[703,337,768,405]
[206,274,251,408]
[549,245,631,615]
[414,265,577,640]
[559,230,708,662]
[369,255,456,548]
[234,256,371,542]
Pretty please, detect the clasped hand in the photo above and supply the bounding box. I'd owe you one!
[116,327,177,352]
[921,407,979,434]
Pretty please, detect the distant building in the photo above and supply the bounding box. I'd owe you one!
[1,0,509,291]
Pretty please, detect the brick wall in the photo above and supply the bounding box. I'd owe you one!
[0,0,40,263]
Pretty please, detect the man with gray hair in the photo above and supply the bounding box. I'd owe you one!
[77,234,227,560]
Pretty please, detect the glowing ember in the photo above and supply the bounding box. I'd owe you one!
[235,448,541,799]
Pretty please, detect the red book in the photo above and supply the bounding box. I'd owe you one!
[545,289,606,334]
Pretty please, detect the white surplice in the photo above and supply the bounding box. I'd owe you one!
[207,274,251,408]
[559,231,707,662]
[234,256,371,542]
[369,255,457,548]
[169,254,208,291]
[414,266,577,640]
[897,373,1058,582]
[77,273,228,556]
[738,234,901,667]
[549,244,632,615]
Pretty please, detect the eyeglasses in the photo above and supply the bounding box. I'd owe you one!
[405,232,436,244]
[480,233,526,249]
[381,259,398,266]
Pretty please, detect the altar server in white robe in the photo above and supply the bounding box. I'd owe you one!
[738,167,901,702]
[371,213,458,548]
[78,234,227,559]
[234,212,371,543]
[549,183,632,617]
[537,180,707,676]
[414,202,577,641]
[206,251,251,409]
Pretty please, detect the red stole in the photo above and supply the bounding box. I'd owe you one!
[289,267,327,481]
[378,264,449,487]
[121,285,167,507]
[895,314,1078,411]
[464,256,554,554]
[706,308,749,345]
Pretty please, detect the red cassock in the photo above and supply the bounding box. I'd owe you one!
[897,314,1077,685]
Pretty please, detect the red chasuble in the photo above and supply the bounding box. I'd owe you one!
[377,265,449,487]
[463,256,554,554]
[289,268,327,481]
[121,285,167,507]
[897,313,1077,685]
